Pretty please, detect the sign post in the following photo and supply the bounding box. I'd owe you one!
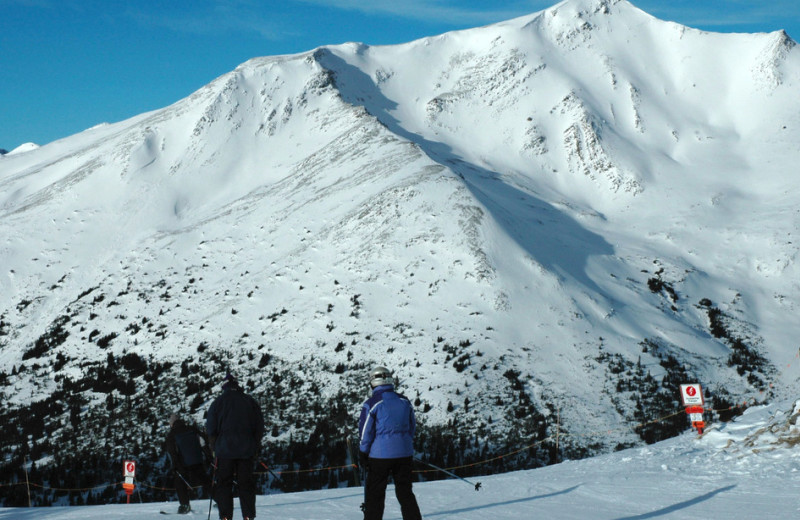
[122,460,136,504]
[680,384,705,435]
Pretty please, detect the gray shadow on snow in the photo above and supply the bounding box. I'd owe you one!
[316,49,614,295]
[423,484,580,517]
[270,491,363,508]
[613,484,737,520]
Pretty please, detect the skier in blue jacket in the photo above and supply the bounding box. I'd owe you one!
[358,366,422,520]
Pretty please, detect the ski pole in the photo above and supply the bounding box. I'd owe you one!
[360,464,368,518]
[413,456,482,491]
[346,437,361,487]
[207,457,217,520]
[175,469,192,491]
[258,460,283,482]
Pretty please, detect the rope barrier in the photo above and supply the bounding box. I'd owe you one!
[28,481,122,492]
[412,403,752,476]
[413,436,555,474]
[0,400,769,494]
[137,481,181,492]
[256,463,357,475]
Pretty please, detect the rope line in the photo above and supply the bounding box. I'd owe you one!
[0,401,758,493]
[413,403,750,475]
[27,481,123,492]
[137,481,182,492]
[256,463,357,476]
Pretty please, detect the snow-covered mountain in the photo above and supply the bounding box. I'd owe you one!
[1,0,799,505]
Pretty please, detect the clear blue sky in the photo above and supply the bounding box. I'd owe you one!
[2,0,798,152]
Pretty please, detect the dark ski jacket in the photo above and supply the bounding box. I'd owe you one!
[165,419,211,469]
[358,384,416,459]
[206,386,265,460]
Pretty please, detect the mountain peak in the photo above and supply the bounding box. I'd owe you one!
[523,0,645,49]
[775,29,797,49]
[751,28,798,89]
[6,142,39,155]
[551,0,628,17]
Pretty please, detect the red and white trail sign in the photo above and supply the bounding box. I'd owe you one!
[680,384,706,435]
[680,384,704,406]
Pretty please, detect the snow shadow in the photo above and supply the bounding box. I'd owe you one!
[316,49,614,295]
[270,490,362,508]
[613,484,736,520]
[424,483,580,517]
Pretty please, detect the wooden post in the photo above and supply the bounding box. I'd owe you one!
[555,406,560,464]
[23,455,31,507]
[347,437,361,486]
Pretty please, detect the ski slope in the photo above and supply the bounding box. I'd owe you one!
[2,398,799,519]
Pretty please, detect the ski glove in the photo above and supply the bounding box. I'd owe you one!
[359,451,369,469]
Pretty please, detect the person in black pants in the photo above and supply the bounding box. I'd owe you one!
[206,374,265,520]
[165,413,213,514]
[358,366,422,520]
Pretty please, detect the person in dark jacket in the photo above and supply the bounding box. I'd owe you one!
[358,366,422,520]
[165,413,213,514]
[206,373,265,520]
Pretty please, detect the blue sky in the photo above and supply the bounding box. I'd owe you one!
[2,0,798,152]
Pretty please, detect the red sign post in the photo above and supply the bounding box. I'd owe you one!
[680,384,705,435]
[122,460,136,503]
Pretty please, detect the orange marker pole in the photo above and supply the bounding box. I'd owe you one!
[686,405,705,435]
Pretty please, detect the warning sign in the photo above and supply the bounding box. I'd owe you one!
[122,460,137,501]
[680,384,704,406]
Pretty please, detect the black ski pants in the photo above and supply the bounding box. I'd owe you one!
[215,458,256,519]
[364,456,422,520]
[174,464,211,506]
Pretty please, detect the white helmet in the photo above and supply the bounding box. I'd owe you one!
[369,366,393,388]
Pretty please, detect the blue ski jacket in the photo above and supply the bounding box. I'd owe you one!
[358,384,416,459]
